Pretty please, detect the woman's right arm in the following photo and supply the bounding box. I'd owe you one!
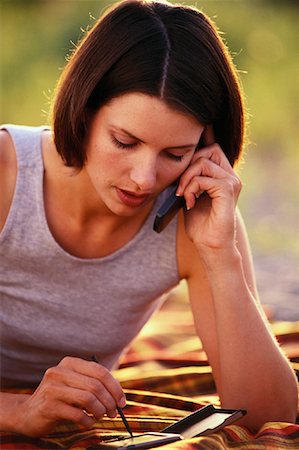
[0,357,126,437]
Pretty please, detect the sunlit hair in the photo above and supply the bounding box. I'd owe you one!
[52,0,245,168]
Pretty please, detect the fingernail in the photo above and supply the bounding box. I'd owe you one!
[119,397,126,408]
[176,186,183,196]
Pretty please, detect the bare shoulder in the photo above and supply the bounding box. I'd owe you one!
[0,129,16,164]
[0,130,17,232]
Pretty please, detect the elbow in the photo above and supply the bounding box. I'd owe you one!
[281,373,299,423]
[273,396,298,425]
[244,380,298,431]
[285,382,299,424]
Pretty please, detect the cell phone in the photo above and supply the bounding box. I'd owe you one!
[88,432,182,449]
[153,185,186,233]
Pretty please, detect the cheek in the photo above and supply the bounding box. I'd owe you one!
[158,159,191,186]
[88,144,120,175]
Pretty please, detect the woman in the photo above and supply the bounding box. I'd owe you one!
[0,0,297,437]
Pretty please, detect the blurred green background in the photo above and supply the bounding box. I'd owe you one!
[1,0,299,316]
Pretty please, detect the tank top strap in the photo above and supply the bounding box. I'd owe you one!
[1,124,47,169]
[0,124,48,242]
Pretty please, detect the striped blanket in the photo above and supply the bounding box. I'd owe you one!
[1,285,299,449]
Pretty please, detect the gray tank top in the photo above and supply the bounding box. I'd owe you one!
[0,124,180,388]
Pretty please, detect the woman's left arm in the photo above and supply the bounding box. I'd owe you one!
[177,141,298,431]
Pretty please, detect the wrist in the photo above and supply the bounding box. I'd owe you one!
[197,243,242,272]
[0,393,29,433]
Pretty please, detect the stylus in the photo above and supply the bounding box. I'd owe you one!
[91,355,133,438]
[116,407,133,438]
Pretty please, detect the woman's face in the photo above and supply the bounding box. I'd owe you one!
[84,92,204,216]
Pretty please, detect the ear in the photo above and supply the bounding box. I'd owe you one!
[202,124,215,146]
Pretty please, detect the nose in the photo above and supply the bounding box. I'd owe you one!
[129,153,157,192]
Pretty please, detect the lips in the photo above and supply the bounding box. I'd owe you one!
[116,188,151,207]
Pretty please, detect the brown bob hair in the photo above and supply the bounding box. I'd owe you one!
[52,0,245,169]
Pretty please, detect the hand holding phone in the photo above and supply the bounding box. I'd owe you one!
[153,125,215,233]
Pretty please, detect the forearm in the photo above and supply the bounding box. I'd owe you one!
[0,392,29,433]
[200,246,298,429]
[177,139,298,429]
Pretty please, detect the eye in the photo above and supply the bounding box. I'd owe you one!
[111,136,136,149]
[166,153,184,162]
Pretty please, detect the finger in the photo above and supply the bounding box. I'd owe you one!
[178,156,230,194]
[192,145,235,174]
[47,362,123,417]
[87,363,124,415]
[70,385,115,419]
[69,387,112,419]
[184,174,241,210]
[54,400,96,429]
[184,181,203,210]
[59,357,125,407]
[41,380,113,420]
[183,176,226,210]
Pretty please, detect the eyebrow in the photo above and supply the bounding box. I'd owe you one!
[113,127,198,150]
